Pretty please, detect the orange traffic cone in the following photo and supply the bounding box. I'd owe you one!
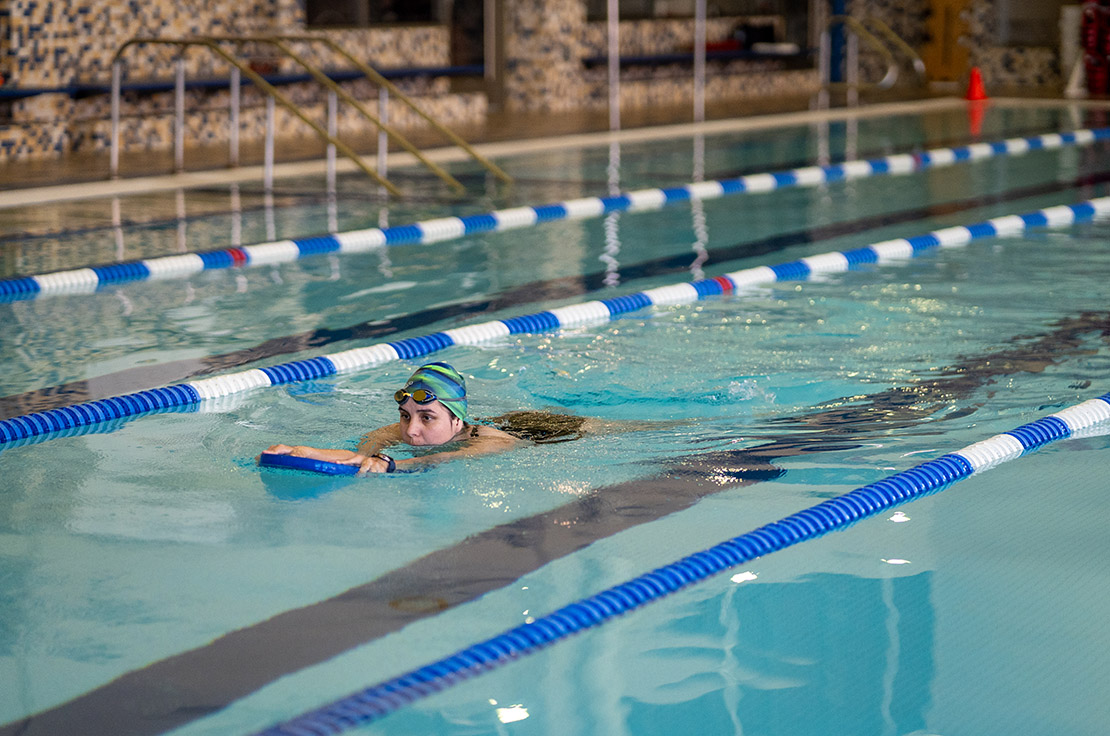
[965,66,988,101]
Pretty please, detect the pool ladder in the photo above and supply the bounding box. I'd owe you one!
[109,36,513,197]
[817,15,926,106]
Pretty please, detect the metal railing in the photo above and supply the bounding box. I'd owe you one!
[276,35,512,185]
[207,36,466,193]
[818,15,926,105]
[109,36,513,195]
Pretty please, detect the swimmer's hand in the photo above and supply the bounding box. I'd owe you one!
[357,454,395,474]
[263,444,385,474]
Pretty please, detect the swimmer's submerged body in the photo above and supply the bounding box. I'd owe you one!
[263,363,598,474]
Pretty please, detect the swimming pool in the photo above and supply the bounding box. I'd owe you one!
[2,98,1109,736]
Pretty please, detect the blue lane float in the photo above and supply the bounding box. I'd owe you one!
[0,385,201,444]
[2,195,1109,448]
[2,127,1108,303]
[253,392,1110,736]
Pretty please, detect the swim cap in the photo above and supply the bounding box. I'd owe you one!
[399,362,468,420]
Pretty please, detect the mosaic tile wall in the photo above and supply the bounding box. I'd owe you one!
[575,15,817,111]
[0,0,468,162]
[579,15,774,56]
[582,64,819,111]
[1,0,1070,164]
[961,0,1060,88]
[502,0,590,112]
[847,0,1061,90]
[3,0,302,86]
[502,7,815,112]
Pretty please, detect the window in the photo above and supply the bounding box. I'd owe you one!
[585,0,808,49]
[586,0,795,22]
[305,0,439,28]
[995,0,1068,47]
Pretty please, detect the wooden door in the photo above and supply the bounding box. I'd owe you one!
[920,0,971,82]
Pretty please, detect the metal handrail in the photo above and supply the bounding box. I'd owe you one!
[278,34,513,184]
[821,16,898,92]
[820,15,926,96]
[856,16,926,81]
[110,38,402,195]
[208,36,467,193]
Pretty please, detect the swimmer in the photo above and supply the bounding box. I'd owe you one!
[264,362,589,474]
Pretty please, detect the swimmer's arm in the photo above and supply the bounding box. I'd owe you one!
[264,444,366,465]
[395,430,523,468]
[263,444,392,474]
[355,423,404,456]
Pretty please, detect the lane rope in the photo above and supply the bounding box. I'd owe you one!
[252,391,1110,735]
[1,128,1107,303]
[2,195,1109,448]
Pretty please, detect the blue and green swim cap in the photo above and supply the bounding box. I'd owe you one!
[397,362,468,420]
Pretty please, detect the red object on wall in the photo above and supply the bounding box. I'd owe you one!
[1082,1,1103,55]
[1084,1,1110,95]
[1089,55,1108,95]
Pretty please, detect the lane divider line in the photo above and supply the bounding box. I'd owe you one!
[253,391,1110,735]
[1,128,1106,303]
[2,195,1108,448]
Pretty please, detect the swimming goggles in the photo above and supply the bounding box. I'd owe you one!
[394,388,464,405]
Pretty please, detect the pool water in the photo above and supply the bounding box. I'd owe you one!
[2,100,1110,736]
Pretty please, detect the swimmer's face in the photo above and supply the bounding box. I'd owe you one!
[397,398,464,446]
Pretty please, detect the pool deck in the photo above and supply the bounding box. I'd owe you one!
[2,87,1106,243]
[3,89,1097,206]
[0,86,1006,199]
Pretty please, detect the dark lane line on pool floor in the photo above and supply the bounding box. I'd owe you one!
[3,311,1107,736]
[4,168,1110,421]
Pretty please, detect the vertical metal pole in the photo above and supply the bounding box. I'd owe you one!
[327,89,337,191]
[174,54,186,173]
[607,0,620,131]
[694,0,706,123]
[327,90,338,233]
[377,87,389,184]
[229,66,240,167]
[110,60,121,179]
[817,28,830,109]
[828,0,847,84]
[847,29,859,106]
[484,0,496,83]
[264,95,275,191]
